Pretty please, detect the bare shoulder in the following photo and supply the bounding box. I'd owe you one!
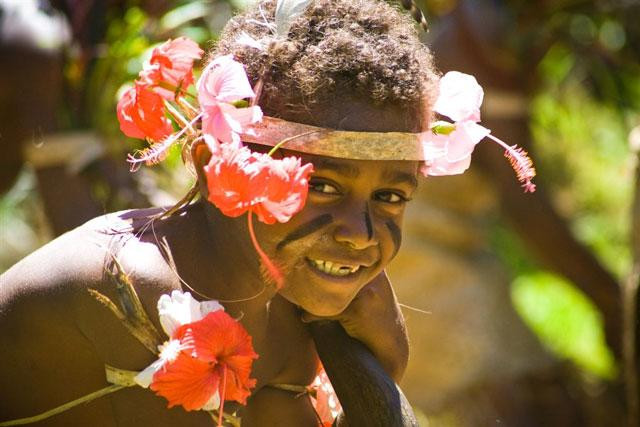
[0,209,182,425]
[0,208,177,310]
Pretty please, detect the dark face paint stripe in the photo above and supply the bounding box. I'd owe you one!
[276,214,334,251]
[385,220,402,258]
[364,209,373,241]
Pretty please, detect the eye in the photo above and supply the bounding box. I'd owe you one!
[309,180,340,195]
[374,190,410,204]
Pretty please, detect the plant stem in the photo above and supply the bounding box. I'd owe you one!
[164,100,195,135]
[0,385,126,426]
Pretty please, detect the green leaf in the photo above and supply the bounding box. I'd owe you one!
[430,121,456,135]
[511,271,617,379]
[231,99,250,108]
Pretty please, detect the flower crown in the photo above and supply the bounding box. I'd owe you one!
[116,29,535,284]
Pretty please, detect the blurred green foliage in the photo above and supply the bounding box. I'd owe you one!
[531,48,634,278]
[512,271,618,380]
[475,0,640,380]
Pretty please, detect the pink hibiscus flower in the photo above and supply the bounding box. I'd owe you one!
[197,55,263,143]
[422,71,536,192]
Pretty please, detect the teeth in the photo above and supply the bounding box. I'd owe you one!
[310,259,360,276]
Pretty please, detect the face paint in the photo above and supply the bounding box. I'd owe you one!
[385,220,402,258]
[276,214,334,251]
[364,209,373,241]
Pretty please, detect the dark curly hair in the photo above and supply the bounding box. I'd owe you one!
[215,0,439,132]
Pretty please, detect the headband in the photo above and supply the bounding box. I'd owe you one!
[240,116,425,161]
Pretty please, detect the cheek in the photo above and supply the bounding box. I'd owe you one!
[384,219,402,259]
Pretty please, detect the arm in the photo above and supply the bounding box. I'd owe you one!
[241,386,319,426]
[302,271,409,382]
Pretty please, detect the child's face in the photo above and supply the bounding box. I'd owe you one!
[255,153,419,316]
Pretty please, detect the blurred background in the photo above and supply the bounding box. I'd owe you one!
[0,0,638,425]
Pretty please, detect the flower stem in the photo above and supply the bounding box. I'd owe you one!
[247,212,283,288]
[0,385,126,426]
[164,100,195,135]
[176,95,200,119]
[267,131,321,157]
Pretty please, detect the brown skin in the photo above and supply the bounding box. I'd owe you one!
[0,102,417,425]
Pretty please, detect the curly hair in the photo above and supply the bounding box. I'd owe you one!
[215,0,439,131]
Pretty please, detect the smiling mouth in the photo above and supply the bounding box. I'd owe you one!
[307,258,361,277]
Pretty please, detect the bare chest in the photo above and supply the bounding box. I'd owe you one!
[80,291,318,425]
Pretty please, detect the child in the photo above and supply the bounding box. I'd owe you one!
[0,0,531,425]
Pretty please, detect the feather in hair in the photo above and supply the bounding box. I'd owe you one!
[275,0,314,37]
[399,0,428,31]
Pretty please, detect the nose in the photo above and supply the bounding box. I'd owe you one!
[332,203,378,250]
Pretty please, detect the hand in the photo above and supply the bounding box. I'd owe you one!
[302,271,409,382]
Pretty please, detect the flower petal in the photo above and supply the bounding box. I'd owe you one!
[139,37,203,100]
[134,358,165,388]
[219,104,264,134]
[158,291,207,337]
[433,71,484,122]
[422,153,472,176]
[175,311,258,405]
[197,55,255,106]
[445,121,490,162]
[201,390,221,411]
[150,351,220,411]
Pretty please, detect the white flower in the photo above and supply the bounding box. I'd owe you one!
[158,290,224,337]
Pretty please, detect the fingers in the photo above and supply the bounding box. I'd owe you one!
[300,311,340,323]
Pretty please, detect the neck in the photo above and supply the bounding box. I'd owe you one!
[165,201,278,307]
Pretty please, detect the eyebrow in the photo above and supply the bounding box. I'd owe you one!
[312,158,360,178]
[312,157,418,188]
[381,169,419,189]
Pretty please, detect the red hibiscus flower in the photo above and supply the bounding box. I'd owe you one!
[150,310,258,412]
[204,139,269,218]
[116,83,173,141]
[253,155,314,225]
[204,136,313,224]
[140,37,204,100]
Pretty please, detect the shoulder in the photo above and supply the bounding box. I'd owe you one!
[0,208,185,349]
[0,209,187,421]
[0,208,176,307]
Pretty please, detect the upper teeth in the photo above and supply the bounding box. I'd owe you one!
[310,259,360,276]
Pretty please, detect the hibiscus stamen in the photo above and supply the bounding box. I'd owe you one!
[486,134,537,193]
[247,212,284,288]
[217,365,227,427]
[128,112,203,170]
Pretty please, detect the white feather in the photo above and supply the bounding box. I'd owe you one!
[275,0,313,37]
[237,31,266,51]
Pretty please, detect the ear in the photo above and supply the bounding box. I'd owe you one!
[191,138,212,198]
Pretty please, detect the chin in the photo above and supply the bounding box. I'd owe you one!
[279,285,353,317]
[277,255,377,317]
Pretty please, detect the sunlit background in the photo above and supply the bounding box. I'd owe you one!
[0,0,638,425]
